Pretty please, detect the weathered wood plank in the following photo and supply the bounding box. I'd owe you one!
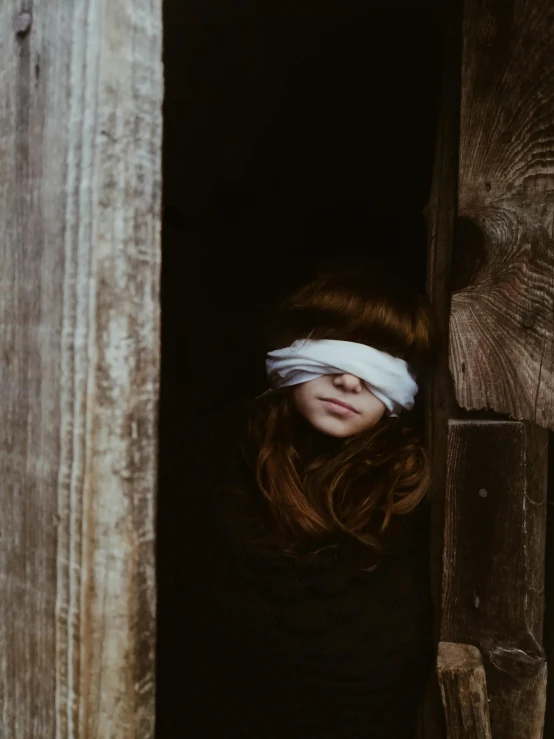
[451,0,554,427]
[423,0,463,641]
[442,419,548,738]
[0,0,163,736]
[437,642,492,739]
[421,2,464,736]
[544,432,554,738]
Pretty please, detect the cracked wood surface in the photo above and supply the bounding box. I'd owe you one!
[441,420,548,738]
[451,0,554,428]
[436,642,492,739]
[0,0,163,736]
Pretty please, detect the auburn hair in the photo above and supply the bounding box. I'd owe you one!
[241,265,441,570]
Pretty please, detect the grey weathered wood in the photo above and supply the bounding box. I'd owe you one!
[451,0,554,428]
[441,420,548,739]
[437,642,492,739]
[0,0,163,736]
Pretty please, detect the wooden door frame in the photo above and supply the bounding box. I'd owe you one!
[0,1,163,735]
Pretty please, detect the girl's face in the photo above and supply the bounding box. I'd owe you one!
[292,373,387,438]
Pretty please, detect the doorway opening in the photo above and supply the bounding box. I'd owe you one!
[157,2,443,734]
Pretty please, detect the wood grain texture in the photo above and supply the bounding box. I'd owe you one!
[451,0,554,427]
[437,642,492,739]
[544,432,554,739]
[423,0,463,641]
[441,420,548,738]
[0,0,163,736]
[421,2,463,736]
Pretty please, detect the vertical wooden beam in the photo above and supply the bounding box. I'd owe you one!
[442,420,548,738]
[426,2,554,736]
[0,0,163,736]
[437,642,492,739]
[543,432,554,739]
[451,0,554,426]
[422,1,464,736]
[424,0,463,641]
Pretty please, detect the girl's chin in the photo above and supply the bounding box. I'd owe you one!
[309,417,360,438]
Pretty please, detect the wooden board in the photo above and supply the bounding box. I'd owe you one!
[436,642,492,739]
[0,0,163,736]
[424,0,463,636]
[451,0,554,428]
[421,1,464,735]
[441,419,548,738]
[544,431,554,738]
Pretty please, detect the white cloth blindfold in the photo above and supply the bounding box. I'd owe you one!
[266,339,418,417]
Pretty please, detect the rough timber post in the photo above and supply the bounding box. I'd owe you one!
[0,0,163,735]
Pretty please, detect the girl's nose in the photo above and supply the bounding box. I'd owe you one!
[332,373,363,392]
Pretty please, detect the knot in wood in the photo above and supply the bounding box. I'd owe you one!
[14,11,32,36]
[451,217,488,291]
[489,646,546,679]
[522,314,536,329]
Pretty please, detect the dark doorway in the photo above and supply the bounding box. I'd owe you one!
[157,1,443,734]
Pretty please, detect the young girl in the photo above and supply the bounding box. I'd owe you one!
[172,266,441,739]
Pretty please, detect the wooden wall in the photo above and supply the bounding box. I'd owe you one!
[441,420,548,738]
[451,0,554,426]
[0,0,163,736]
[426,0,554,736]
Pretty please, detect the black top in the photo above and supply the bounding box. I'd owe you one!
[160,401,435,739]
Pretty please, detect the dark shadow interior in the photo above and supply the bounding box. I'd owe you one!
[157,1,444,733]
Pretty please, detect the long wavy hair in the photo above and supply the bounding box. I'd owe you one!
[241,266,441,570]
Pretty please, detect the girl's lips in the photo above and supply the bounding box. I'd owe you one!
[320,398,359,416]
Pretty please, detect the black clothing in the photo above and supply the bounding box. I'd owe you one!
[160,401,435,739]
